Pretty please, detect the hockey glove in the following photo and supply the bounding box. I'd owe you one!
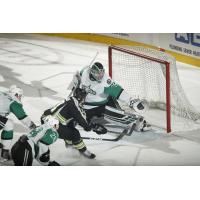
[29,121,37,130]
[84,126,92,132]
[19,135,28,143]
[48,161,60,166]
[91,123,107,135]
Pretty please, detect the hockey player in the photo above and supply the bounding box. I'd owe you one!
[0,85,36,161]
[41,88,105,159]
[11,116,60,166]
[69,62,151,132]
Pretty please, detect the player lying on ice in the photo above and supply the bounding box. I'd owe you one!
[68,62,152,134]
[40,88,105,159]
[0,85,36,161]
[11,116,60,166]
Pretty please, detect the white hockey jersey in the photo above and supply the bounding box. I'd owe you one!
[0,91,27,119]
[27,123,58,159]
[79,67,124,108]
[0,92,12,116]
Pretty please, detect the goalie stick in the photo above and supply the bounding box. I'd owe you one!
[81,123,136,142]
[104,124,135,136]
[68,51,99,97]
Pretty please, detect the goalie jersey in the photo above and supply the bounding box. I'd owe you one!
[79,67,124,108]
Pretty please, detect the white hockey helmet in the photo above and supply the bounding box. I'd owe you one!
[46,116,59,130]
[9,85,23,101]
[90,62,105,82]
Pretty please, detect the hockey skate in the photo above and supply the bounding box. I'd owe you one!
[134,117,152,132]
[80,149,96,159]
[142,120,152,131]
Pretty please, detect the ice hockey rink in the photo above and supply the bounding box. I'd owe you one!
[0,33,200,166]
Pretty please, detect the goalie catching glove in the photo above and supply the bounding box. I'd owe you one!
[118,90,148,114]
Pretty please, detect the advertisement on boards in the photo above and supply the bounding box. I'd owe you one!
[103,33,200,59]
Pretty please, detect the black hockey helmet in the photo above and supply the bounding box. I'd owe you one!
[90,62,105,82]
[73,88,87,103]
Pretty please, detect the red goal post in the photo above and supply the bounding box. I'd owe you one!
[108,45,171,133]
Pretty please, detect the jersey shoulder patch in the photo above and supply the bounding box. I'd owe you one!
[101,73,112,86]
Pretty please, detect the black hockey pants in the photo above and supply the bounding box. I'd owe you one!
[84,96,121,122]
[58,123,87,152]
[11,135,33,166]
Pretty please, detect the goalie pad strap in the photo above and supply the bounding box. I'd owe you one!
[104,106,138,126]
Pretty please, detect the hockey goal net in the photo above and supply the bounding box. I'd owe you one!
[108,45,200,133]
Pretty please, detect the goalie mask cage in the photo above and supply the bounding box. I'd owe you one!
[108,45,200,133]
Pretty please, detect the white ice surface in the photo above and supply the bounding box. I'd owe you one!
[0,33,200,165]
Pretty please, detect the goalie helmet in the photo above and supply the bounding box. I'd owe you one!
[8,85,23,102]
[73,88,87,103]
[89,62,105,82]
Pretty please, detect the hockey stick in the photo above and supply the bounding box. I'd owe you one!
[81,127,129,142]
[88,51,99,68]
[68,51,99,97]
[81,123,136,142]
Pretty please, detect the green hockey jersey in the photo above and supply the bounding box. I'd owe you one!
[28,123,58,146]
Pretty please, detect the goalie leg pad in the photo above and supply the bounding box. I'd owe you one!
[104,106,139,127]
[104,106,151,132]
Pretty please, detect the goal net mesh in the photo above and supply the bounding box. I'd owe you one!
[109,46,200,132]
